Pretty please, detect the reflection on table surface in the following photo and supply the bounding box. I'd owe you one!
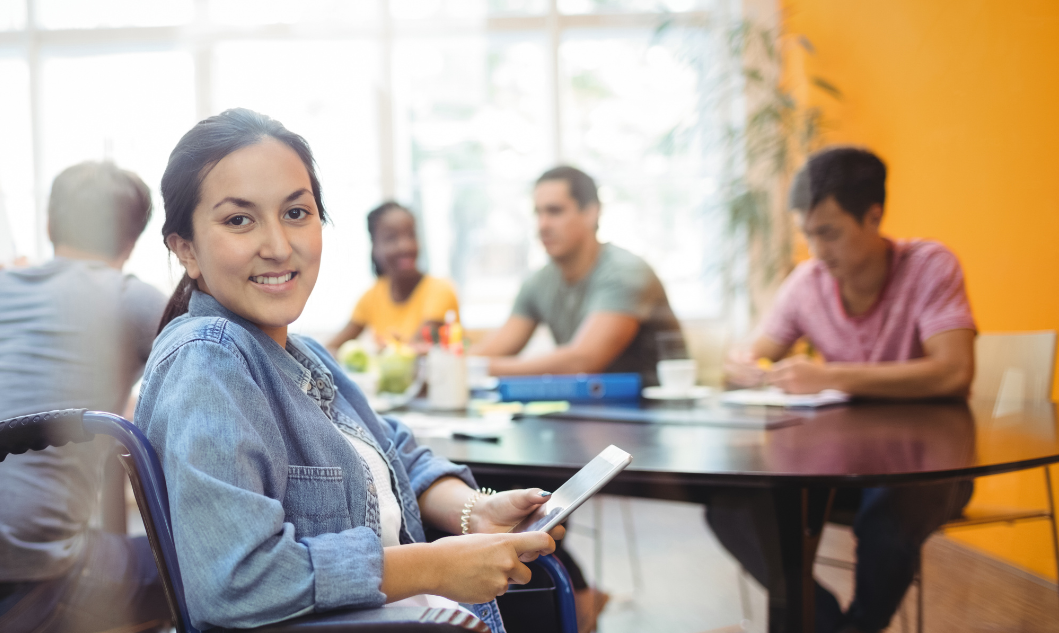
[411,397,1059,486]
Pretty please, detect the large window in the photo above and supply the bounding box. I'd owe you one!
[0,0,740,335]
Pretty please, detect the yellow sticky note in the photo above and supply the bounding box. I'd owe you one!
[756,358,773,370]
[523,401,571,416]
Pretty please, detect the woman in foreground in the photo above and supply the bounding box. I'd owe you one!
[135,108,559,633]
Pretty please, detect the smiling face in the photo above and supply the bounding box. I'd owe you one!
[372,207,419,280]
[167,138,322,346]
[798,195,884,282]
[533,179,599,262]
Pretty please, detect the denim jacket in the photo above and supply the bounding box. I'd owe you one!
[135,292,503,631]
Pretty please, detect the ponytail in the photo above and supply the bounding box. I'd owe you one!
[157,272,196,335]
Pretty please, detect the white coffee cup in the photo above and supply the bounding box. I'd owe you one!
[656,359,697,391]
[466,355,492,389]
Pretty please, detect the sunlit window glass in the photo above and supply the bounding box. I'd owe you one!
[40,51,196,288]
[0,0,25,31]
[560,29,723,318]
[2,1,740,331]
[208,0,377,27]
[558,0,712,13]
[0,57,33,261]
[35,0,193,29]
[487,0,548,15]
[214,40,382,333]
[391,0,488,20]
[394,34,550,327]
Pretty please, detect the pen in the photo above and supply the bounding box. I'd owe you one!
[452,432,501,443]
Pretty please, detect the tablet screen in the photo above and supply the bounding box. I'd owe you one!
[511,445,632,533]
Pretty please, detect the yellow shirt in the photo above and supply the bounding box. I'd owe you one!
[351,275,459,343]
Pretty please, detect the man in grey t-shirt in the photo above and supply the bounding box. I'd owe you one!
[472,165,681,387]
[0,162,169,632]
[473,166,680,630]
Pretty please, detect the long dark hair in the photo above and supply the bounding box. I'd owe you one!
[158,108,328,333]
[365,200,413,277]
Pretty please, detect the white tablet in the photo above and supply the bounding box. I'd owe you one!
[510,445,633,533]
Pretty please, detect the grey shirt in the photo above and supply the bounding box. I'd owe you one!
[0,257,166,581]
[512,243,681,386]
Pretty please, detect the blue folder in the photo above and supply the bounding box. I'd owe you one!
[496,373,642,404]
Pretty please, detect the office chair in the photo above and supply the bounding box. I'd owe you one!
[929,331,1059,624]
[0,409,578,633]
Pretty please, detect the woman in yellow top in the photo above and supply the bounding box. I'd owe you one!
[327,201,458,354]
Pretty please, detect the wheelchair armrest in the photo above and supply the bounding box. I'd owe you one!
[220,606,489,633]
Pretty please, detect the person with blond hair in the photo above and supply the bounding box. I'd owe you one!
[0,161,169,632]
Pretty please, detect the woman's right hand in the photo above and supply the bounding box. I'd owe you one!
[427,532,556,603]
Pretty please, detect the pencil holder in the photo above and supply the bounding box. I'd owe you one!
[427,347,468,410]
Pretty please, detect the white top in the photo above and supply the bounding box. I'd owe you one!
[337,429,470,615]
[342,432,403,547]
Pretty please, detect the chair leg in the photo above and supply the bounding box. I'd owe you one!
[736,568,752,623]
[1045,465,1059,616]
[619,497,643,593]
[916,563,923,633]
[594,495,603,592]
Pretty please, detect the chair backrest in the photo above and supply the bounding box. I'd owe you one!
[108,424,196,633]
[972,331,1057,414]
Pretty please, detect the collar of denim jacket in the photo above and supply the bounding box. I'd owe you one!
[187,289,316,394]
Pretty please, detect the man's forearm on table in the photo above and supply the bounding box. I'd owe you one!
[827,358,972,398]
[488,347,604,376]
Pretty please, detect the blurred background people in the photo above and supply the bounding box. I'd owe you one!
[327,201,459,355]
[0,161,169,633]
[471,166,682,388]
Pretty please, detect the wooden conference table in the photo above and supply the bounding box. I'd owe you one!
[413,396,1059,633]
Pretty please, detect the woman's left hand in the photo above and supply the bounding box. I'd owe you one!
[472,489,566,542]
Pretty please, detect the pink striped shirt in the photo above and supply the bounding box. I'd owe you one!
[761,239,976,363]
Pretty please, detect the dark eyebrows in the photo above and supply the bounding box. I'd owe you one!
[212,188,312,211]
[285,188,312,204]
[213,196,255,210]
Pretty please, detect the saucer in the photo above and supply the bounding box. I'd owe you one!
[642,385,713,401]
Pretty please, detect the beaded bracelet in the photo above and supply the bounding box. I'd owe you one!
[460,487,496,535]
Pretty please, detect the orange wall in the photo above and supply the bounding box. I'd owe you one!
[782,0,1059,579]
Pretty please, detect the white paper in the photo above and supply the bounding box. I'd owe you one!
[395,411,514,438]
[720,387,850,408]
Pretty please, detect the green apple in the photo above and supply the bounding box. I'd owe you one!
[337,340,371,373]
[377,344,417,394]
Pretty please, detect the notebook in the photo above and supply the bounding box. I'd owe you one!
[720,388,850,408]
[534,404,804,430]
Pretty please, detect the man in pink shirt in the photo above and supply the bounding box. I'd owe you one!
[712,147,975,633]
[729,151,976,395]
